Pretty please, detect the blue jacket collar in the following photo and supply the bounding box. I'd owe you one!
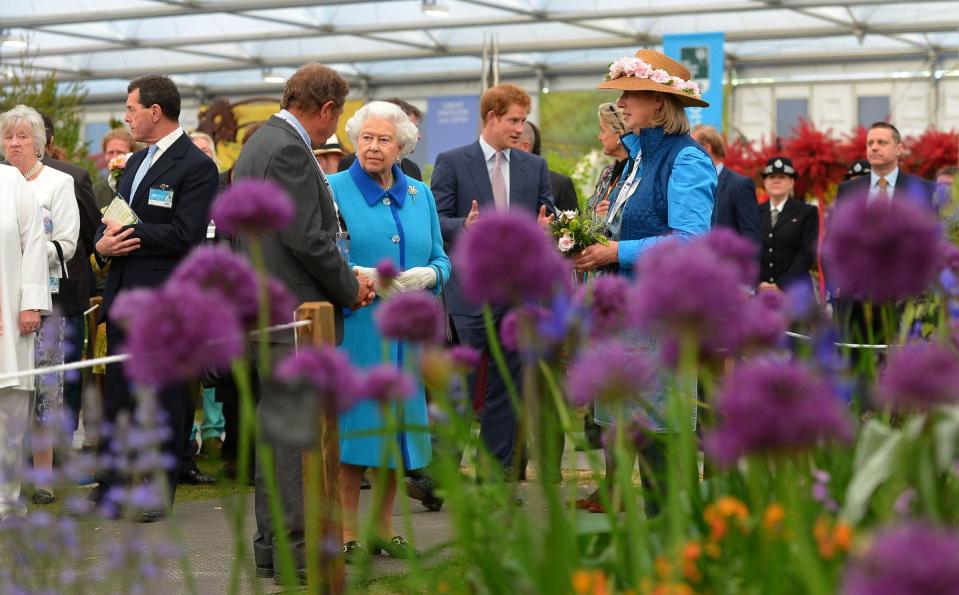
[348,159,409,207]
[637,126,667,158]
[621,132,642,160]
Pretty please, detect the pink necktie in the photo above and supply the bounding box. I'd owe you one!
[492,151,507,210]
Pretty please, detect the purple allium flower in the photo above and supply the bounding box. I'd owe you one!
[698,227,759,287]
[362,365,415,402]
[452,212,570,306]
[822,194,941,303]
[449,345,481,371]
[210,178,295,237]
[574,275,634,338]
[733,288,789,354]
[875,340,959,412]
[631,238,747,344]
[374,290,446,344]
[376,259,399,284]
[117,282,245,389]
[265,277,296,326]
[567,340,656,407]
[170,244,258,316]
[842,522,959,595]
[704,359,853,466]
[275,346,363,413]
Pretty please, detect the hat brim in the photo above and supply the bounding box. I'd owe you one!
[597,77,709,108]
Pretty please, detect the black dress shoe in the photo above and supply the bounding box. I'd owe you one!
[32,489,55,505]
[360,474,372,490]
[254,564,273,578]
[404,476,443,511]
[179,467,217,485]
[135,510,166,523]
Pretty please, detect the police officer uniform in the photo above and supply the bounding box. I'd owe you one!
[758,156,819,290]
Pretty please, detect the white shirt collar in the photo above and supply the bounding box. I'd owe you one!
[153,127,184,155]
[715,163,725,176]
[870,167,899,189]
[479,135,510,162]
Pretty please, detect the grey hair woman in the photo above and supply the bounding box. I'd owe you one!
[0,104,80,506]
[588,102,630,216]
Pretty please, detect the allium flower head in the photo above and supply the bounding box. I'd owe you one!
[567,340,656,407]
[574,275,635,338]
[211,178,295,237]
[374,290,446,344]
[842,522,959,595]
[631,238,747,342]
[876,340,959,412]
[698,228,759,287]
[376,259,399,284]
[170,245,257,317]
[452,212,570,306]
[823,194,941,303]
[117,282,244,389]
[363,365,415,402]
[733,288,789,354]
[704,359,852,466]
[449,345,481,371]
[275,346,363,412]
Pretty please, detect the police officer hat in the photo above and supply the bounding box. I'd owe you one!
[844,159,871,181]
[761,156,797,178]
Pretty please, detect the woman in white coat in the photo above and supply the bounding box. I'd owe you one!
[0,164,51,519]
[1,105,79,505]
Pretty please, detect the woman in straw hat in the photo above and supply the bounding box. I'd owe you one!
[572,49,717,517]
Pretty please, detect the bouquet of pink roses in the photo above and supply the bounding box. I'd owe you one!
[549,209,608,256]
[107,153,130,192]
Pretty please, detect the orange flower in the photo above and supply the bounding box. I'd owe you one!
[571,569,610,595]
[682,541,702,582]
[763,503,785,535]
[704,496,749,542]
[814,516,854,559]
[654,556,673,580]
[650,583,695,595]
[716,496,749,520]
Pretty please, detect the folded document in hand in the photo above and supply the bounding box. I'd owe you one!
[102,196,141,226]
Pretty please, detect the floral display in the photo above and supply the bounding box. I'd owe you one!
[209,178,295,236]
[374,289,447,345]
[549,208,609,256]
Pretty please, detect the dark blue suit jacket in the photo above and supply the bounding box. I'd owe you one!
[835,170,935,208]
[95,132,219,321]
[431,140,554,316]
[713,166,761,248]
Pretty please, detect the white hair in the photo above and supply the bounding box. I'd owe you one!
[345,101,419,158]
[189,130,218,163]
[0,105,47,159]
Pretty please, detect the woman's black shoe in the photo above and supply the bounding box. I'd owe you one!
[404,476,443,511]
[32,489,55,505]
[370,535,419,559]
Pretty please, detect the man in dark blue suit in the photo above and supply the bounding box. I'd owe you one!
[94,75,220,520]
[692,125,761,249]
[408,84,554,508]
[835,122,934,207]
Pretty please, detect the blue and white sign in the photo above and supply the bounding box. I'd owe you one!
[425,95,479,164]
[662,32,725,130]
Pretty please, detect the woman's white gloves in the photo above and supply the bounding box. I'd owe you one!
[352,265,437,298]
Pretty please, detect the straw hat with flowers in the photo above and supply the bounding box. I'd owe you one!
[597,49,709,109]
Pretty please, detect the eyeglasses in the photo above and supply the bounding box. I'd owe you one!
[358,134,395,148]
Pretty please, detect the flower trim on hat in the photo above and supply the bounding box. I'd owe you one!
[605,57,702,98]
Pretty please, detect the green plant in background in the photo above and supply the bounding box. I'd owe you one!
[0,56,91,174]
[539,90,610,161]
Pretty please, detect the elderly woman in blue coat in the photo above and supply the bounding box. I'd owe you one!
[571,49,717,517]
[328,101,451,560]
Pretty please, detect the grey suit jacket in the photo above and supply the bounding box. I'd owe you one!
[231,115,358,344]
[431,140,554,317]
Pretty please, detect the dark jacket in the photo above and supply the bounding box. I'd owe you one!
[549,170,579,212]
[836,171,935,208]
[713,166,761,248]
[431,140,554,317]
[95,132,220,321]
[41,157,100,316]
[758,197,818,289]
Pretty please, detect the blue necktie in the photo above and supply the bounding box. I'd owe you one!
[128,144,158,204]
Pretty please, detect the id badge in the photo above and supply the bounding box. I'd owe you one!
[148,186,174,209]
[48,276,60,294]
[336,231,350,263]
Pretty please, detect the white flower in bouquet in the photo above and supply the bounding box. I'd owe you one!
[558,233,575,254]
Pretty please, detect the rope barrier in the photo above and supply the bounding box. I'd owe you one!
[83,303,99,317]
[784,330,889,350]
[0,319,313,383]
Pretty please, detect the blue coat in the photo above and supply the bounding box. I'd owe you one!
[329,161,452,470]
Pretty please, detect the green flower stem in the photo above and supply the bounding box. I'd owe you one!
[248,238,271,379]
[776,459,828,594]
[666,332,699,549]
[482,304,523,482]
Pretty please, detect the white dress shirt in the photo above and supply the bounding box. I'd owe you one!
[150,127,185,164]
[868,167,899,202]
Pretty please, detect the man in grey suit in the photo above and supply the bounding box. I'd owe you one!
[231,62,375,582]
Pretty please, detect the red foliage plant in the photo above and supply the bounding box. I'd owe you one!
[724,134,781,202]
[837,125,868,166]
[901,128,959,180]
[784,119,848,202]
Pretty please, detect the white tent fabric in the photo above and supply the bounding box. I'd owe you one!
[1,0,956,98]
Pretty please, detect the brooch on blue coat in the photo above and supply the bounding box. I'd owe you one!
[408,184,417,205]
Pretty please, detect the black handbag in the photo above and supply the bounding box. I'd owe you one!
[51,240,79,312]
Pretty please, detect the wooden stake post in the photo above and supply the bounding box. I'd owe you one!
[295,302,345,594]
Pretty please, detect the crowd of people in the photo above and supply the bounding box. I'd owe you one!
[0,46,954,585]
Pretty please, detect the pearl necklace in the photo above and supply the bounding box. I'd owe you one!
[22,160,43,181]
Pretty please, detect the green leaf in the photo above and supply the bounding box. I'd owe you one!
[841,421,903,523]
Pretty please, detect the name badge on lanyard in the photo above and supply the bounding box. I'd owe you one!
[148,185,174,208]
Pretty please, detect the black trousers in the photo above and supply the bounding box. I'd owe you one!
[98,321,187,507]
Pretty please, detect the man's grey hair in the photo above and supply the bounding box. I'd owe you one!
[345,101,419,158]
[0,105,47,159]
